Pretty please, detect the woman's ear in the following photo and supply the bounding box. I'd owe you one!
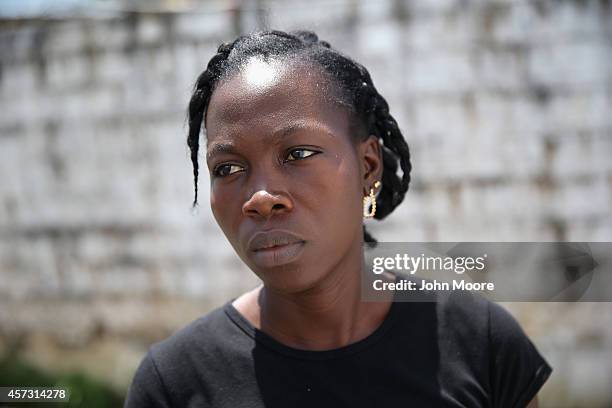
[359,135,383,195]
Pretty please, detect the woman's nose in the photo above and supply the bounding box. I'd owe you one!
[242,190,293,219]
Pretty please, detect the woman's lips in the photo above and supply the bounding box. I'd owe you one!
[250,241,306,267]
[247,230,306,267]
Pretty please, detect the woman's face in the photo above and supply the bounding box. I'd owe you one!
[205,58,381,293]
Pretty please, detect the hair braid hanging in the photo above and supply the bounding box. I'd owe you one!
[187,41,238,207]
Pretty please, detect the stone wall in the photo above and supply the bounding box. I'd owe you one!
[1,0,611,406]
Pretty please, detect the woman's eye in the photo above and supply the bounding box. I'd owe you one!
[214,164,243,177]
[285,148,319,162]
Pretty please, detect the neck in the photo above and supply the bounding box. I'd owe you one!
[249,239,393,351]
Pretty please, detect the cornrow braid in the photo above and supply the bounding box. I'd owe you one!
[371,93,412,220]
[348,64,412,224]
[187,40,239,207]
[186,30,412,243]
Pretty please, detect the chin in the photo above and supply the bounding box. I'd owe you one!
[255,263,328,295]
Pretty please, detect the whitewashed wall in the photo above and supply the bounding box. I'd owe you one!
[1,0,611,405]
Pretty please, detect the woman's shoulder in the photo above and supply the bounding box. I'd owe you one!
[392,274,552,407]
[150,302,235,359]
[139,300,249,385]
[394,276,534,342]
[124,303,237,407]
[392,274,541,346]
[390,274,541,367]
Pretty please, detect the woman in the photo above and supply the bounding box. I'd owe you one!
[125,30,551,407]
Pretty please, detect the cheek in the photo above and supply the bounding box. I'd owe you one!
[326,157,363,225]
[298,152,363,239]
[210,191,223,231]
[210,185,240,238]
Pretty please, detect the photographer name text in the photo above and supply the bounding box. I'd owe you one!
[372,279,495,292]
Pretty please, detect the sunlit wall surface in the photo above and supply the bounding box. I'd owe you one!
[1,0,611,406]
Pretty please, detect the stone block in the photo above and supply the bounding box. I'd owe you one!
[173,11,233,41]
[528,41,610,89]
[405,49,476,94]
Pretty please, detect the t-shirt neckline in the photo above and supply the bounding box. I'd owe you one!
[223,274,401,361]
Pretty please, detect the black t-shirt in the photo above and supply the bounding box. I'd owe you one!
[125,276,552,408]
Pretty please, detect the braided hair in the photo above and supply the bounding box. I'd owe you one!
[187,30,412,243]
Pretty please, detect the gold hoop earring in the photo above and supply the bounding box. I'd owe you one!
[363,181,381,219]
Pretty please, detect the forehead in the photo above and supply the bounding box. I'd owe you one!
[205,58,347,138]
